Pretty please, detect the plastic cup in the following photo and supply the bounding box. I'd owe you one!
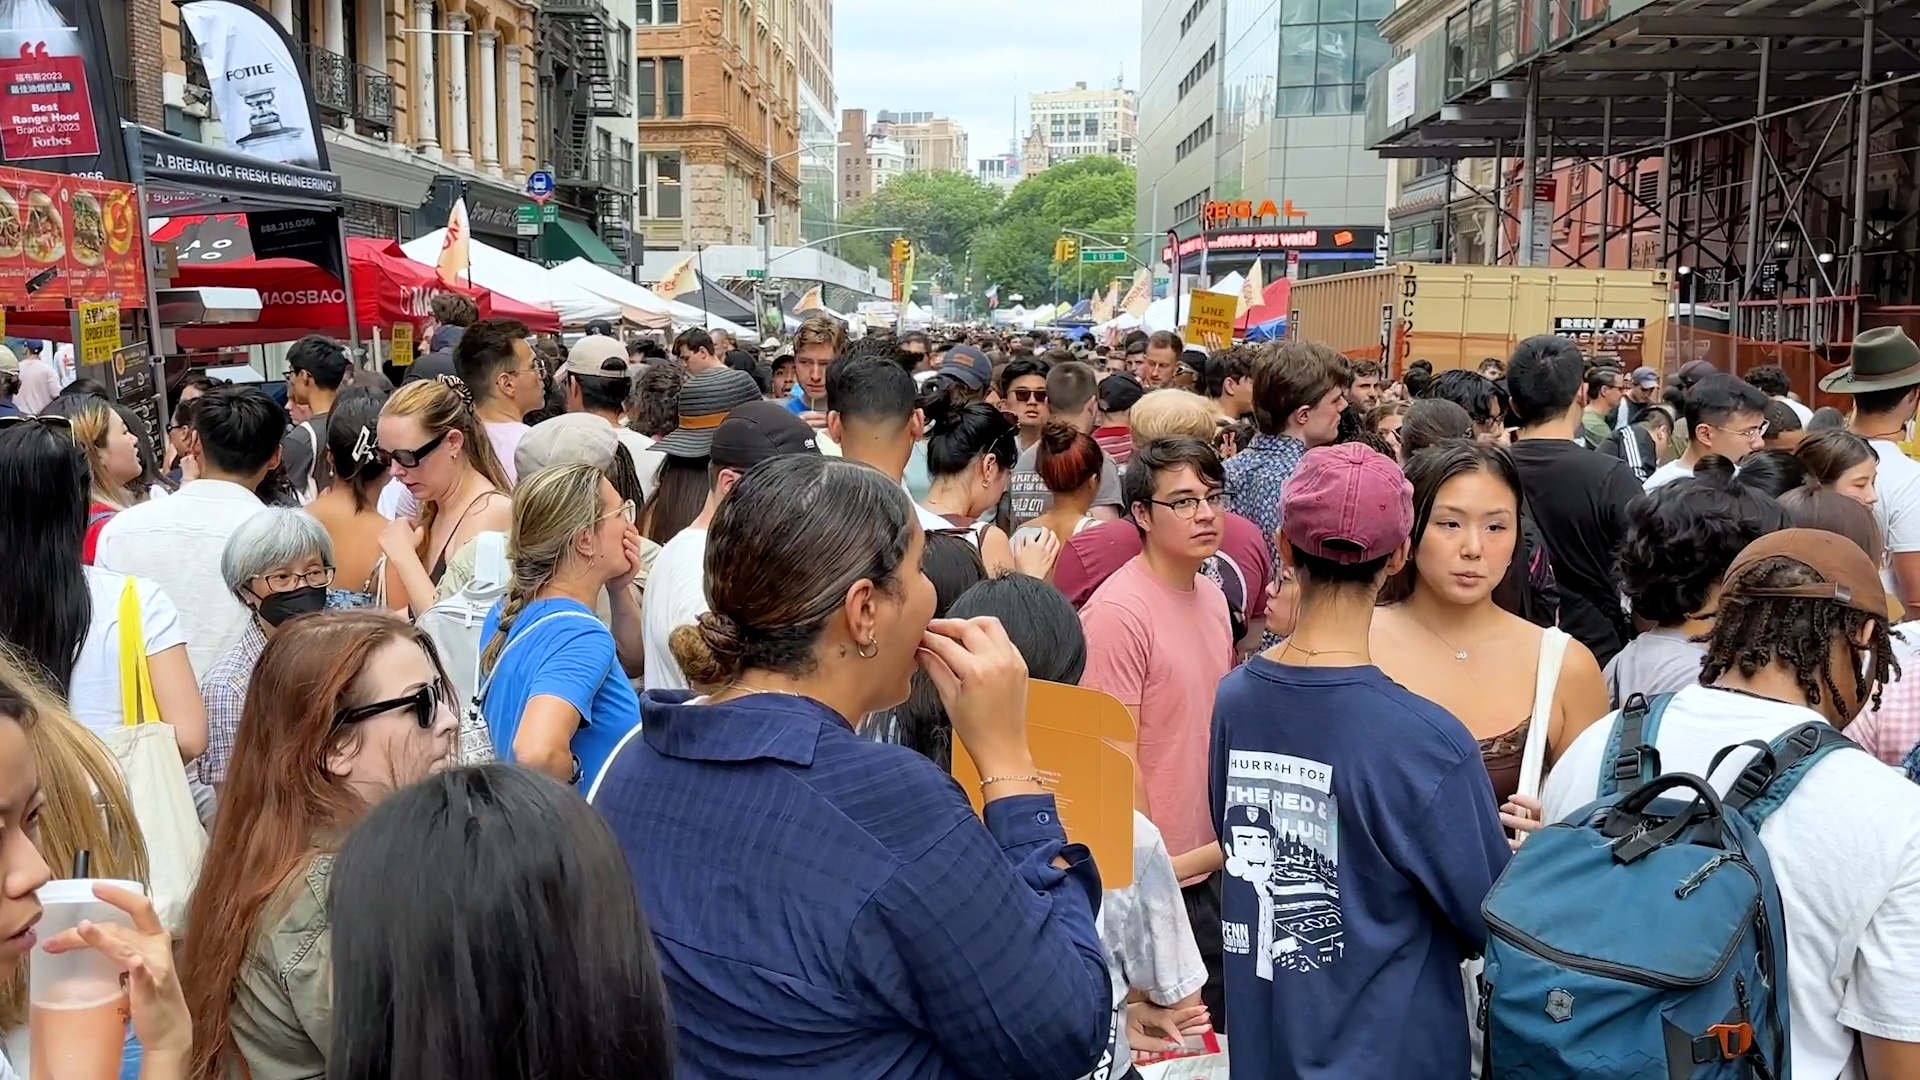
[29,879,141,1080]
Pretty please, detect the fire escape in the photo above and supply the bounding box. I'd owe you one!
[538,0,635,263]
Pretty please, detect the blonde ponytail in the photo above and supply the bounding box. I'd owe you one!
[479,463,604,674]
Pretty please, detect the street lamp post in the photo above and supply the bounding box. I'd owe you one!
[761,114,853,339]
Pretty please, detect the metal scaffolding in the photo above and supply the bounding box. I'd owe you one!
[1374,0,1920,348]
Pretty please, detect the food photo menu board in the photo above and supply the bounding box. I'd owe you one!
[0,164,144,308]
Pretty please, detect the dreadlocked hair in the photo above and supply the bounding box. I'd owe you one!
[1701,555,1901,713]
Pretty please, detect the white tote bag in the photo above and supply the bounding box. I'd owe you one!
[1464,627,1569,1078]
[104,579,209,937]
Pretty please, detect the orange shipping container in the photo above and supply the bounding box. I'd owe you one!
[1286,264,1671,376]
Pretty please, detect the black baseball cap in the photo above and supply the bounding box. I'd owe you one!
[710,400,820,470]
[1099,372,1144,413]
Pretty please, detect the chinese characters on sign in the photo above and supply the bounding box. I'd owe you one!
[0,165,145,308]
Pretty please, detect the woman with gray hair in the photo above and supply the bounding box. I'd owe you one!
[197,507,348,790]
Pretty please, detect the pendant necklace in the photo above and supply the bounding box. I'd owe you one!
[1420,621,1471,661]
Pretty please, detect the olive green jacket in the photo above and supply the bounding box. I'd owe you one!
[228,855,332,1080]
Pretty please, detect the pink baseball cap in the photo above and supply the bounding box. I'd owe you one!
[1281,444,1414,564]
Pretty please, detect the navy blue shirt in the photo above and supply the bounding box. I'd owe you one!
[591,691,1113,1080]
[1208,657,1510,1080]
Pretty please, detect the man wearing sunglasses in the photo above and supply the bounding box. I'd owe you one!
[1002,361,1126,532]
[997,355,1052,453]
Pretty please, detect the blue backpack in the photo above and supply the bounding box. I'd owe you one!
[1477,692,1857,1080]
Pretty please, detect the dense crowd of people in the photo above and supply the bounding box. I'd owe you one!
[0,307,1918,1080]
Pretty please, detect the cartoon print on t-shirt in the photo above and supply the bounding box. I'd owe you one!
[1222,750,1342,977]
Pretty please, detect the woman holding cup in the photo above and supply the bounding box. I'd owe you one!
[0,669,189,1080]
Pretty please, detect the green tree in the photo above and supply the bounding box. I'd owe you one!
[835,169,1004,273]
[976,157,1137,307]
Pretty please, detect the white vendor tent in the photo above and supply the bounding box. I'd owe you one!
[548,258,761,345]
[403,231,621,328]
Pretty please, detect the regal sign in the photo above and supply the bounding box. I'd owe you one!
[1203,198,1309,227]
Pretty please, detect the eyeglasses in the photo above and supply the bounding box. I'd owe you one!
[0,415,71,432]
[253,565,335,592]
[1149,491,1231,519]
[1012,388,1048,404]
[598,499,637,525]
[1715,420,1770,442]
[334,681,450,731]
[377,431,448,469]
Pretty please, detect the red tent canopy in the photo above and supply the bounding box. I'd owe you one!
[1236,277,1292,332]
[139,217,559,348]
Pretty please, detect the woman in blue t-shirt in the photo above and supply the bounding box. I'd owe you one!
[479,462,644,791]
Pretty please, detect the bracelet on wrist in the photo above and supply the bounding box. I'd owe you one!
[979,774,1048,790]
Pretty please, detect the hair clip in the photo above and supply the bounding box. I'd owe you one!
[433,373,476,410]
[351,424,376,465]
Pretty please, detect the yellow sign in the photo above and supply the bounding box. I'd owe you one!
[79,301,119,370]
[390,323,415,368]
[1184,288,1239,350]
[951,680,1138,882]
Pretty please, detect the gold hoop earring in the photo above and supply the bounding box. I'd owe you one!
[857,637,879,659]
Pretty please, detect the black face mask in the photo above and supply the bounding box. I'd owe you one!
[253,584,327,627]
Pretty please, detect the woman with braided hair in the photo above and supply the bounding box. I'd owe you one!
[1543,529,1920,1080]
[477,462,642,790]
[376,374,513,616]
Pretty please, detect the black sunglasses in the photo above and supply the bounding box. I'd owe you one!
[377,431,447,469]
[333,682,448,730]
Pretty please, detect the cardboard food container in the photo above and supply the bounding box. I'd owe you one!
[951,680,1137,883]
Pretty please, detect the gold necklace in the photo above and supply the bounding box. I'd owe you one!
[1278,640,1368,663]
[728,682,802,698]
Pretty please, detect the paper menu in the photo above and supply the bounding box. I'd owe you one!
[951,679,1137,884]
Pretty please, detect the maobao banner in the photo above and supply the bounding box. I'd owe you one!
[0,163,145,308]
[0,0,132,180]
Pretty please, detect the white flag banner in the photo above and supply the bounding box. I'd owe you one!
[179,0,327,169]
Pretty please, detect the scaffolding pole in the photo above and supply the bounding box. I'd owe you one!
[1853,0,1876,339]
[1658,75,1676,273]
[1742,38,1771,338]
[1520,69,1541,266]
[1599,98,1612,269]
[1493,140,1505,264]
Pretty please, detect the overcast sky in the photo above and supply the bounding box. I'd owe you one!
[831,0,1143,164]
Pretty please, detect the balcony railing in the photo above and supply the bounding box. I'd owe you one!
[556,149,636,191]
[354,62,394,130]
[299,43,354,116]
[290,43,394,135]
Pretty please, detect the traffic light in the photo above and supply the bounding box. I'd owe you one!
[1053,237,1078,263]
[891,237,912,263]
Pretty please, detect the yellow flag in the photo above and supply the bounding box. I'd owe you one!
[795,285,826,313]
[657,255,699,299]
[1090,290,1112,324]
[1238,258,1265,319]
[435,198,470,288]
[1120,268,1152,319]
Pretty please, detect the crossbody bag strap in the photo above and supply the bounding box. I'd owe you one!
[1516,628,1569,801]
[475,609,606,706]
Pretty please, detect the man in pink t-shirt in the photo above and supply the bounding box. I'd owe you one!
[1079,435,1236,1028]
